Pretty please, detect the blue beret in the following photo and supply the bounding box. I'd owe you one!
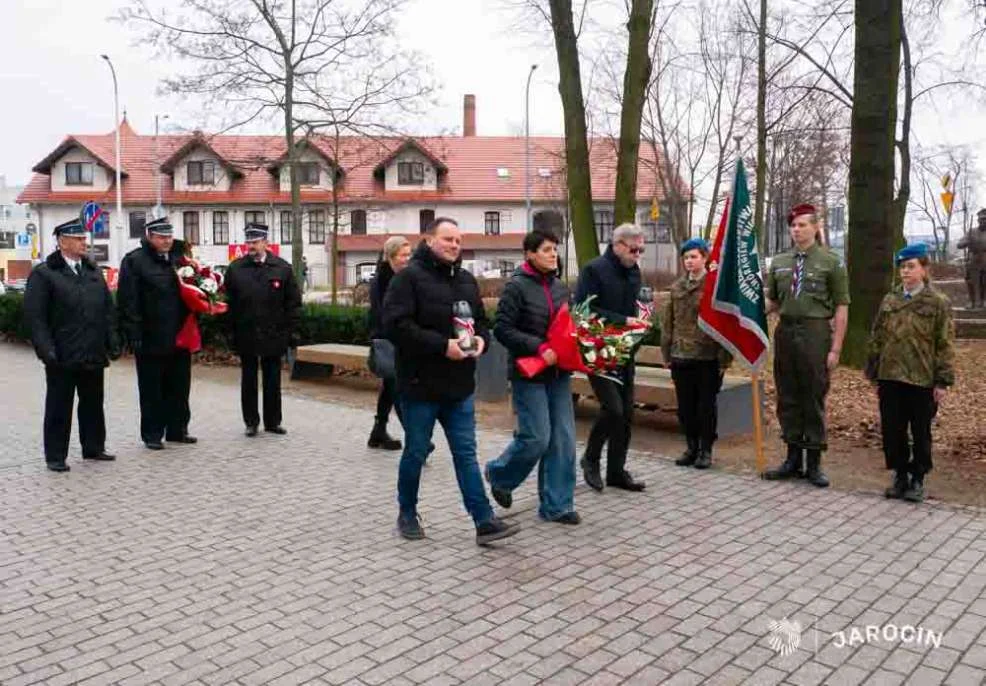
[680,238,709,255]
[895,243,928,265]
[245,222,269,241]
[145,217,173,236]
[53,219,86,236]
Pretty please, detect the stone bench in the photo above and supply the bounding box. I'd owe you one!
[290,342,757,436]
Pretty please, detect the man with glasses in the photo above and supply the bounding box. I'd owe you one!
[575,223,649,493]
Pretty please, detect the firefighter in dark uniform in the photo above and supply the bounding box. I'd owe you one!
[764,203,850,487]
[225,222,301,436]
[661,238,732,470]
[118,217,197,450]
[24,218,120,472]
[867,243,955,503]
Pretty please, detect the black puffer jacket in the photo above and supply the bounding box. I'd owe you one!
[367,259,394,339]
[494,263,570,383]
[574,244,642,325]
[117,238,189,355]
[382,242,490,402]
[225,251,302,357]
[24,251,119,370]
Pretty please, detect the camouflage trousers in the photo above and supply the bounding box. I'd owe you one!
[774,317,831,451]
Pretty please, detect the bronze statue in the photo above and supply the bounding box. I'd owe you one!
[957,209,986,309]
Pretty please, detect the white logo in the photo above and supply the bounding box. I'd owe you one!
[767,617,802,656]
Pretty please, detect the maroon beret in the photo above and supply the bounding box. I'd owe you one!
[787,203,816,226]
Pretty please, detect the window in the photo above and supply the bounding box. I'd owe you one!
[65,162,93,186]
[594,210,614,242]
[484,211,501,236]
[280,210,293,244]
[309,209,326,244]
[129,211,146,239]
[499,260,515,276]
[187,160,216,185]
[419,209,435,233]
[298,162,320,186]
[244,211,265,228]
[398,161,425,185]
[213,211,229,244]
[351,210,367,236]
[183,211,200,245]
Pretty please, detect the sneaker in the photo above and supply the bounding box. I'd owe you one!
[476,517,520,546]
[549,511,581,525]
[397,512,425,540]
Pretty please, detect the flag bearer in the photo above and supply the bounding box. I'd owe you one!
[866,243,954,503]
[763,204,850,487]
[662,238,732,470]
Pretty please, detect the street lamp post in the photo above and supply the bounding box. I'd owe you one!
[100,55,123,266]
[155,114,169,217]
[525,64,538,232]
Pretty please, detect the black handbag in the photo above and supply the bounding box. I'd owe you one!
[368,338,396,379]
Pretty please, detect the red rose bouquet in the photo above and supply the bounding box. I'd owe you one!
[175,258,228,353]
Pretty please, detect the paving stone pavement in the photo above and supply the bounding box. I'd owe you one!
[2,342,986,686]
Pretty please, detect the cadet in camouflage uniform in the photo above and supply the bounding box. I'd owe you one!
[661,238,732,470]
[956,209,986,308]
[866,243,955,503]
[764,203,850,487]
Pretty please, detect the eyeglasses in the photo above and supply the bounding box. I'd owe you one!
[618,240,645,256]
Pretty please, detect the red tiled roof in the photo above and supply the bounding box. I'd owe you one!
[31,135,126,177]
[160,133,244,177]
[18,124,679,206]
[336,233,525,252]
[372,139,449,175]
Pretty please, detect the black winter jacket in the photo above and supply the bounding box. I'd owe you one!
[574,245,643,325]
[494,263,570,383]
[382,242,490,402]
[24,251,119,370]
[117,239,189,356]
[367,260,394,339]
[225,252,302,357]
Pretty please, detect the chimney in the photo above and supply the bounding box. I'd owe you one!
[463,94,476,137]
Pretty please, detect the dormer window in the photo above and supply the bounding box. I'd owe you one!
[65,162,93,186]
[298,162,320,186]
[398,161,425,185]
[187,160,216,185]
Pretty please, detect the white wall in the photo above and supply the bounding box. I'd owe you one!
[50,148,112,192]
[383,150,438,191]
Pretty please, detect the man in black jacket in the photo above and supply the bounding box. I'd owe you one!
[25,218,120,472]
[117,217,196,450]
[383,217,519,545]
[574,223,649,493]
[225,222,301,436]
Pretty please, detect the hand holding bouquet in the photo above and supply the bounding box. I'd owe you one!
[175,257,228,353]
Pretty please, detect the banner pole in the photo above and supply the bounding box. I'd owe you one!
[751,368,766,474]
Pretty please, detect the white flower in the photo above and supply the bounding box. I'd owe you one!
[584,350,597,364]
[200,277,219,294]
[177,266,195,279]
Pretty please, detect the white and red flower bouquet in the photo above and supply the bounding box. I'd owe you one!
[515,295,652,382]
[175,258,228,353]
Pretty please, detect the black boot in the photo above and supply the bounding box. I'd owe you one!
[763,444,803,480]
[580,456,604,492]
[885,471,908,499]
[694,436,713,470]
[903,473,925,502]
[675,436,699,466]
[805,449,829,488]
[368,420,401,450]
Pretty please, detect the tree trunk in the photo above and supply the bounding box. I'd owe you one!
[890,10,912,249]
[613,0,654,226]
[844,0,902,368]
[548,0,598,267]
[753,0,768,255]
[285,72,304,286]
[330,133,340,306]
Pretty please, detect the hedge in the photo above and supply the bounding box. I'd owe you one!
[0,292,659,350]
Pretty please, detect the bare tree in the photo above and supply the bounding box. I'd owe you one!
[120,0,431,284]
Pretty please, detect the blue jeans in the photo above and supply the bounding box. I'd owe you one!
[485,375,576,520]
[398,395,494,526]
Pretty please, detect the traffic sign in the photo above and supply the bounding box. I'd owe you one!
[25,222,37,235]
[15,233,30,248]
[81,201,107,234]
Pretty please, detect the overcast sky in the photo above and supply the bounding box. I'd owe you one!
[0,0,567,186]
[2,0,984,237]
